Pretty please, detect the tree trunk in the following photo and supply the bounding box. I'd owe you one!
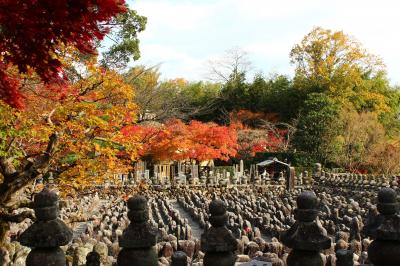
[0,219,10,245]
[0,133,58,245]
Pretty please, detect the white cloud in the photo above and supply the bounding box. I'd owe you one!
[134,44,204,80]
[133,0,215,33]
[130,0,400,84]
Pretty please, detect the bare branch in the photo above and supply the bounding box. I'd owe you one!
[45,108,56,126]
[205,47,252,82]
[78,80,104,97]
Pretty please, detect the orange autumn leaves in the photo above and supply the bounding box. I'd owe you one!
[4,66,139,185]
[1,59,284,192]
[122,119,238,162]
[120,108,288,163]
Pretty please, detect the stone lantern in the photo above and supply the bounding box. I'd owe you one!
[365,188,400,266]
[19,188,73,266]
[281,191,331,266]
[117,195,158,266]
[201,199,238,266]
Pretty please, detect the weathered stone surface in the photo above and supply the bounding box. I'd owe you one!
[201,199,238,266]
[236,254,251,262]
[366,188,400,266]
[117,195,158,266]
[282,191,331,266]
[162,242,173,258]
[118,246,158,266]
[336,249,354,266]
[73,243,93,266]
[10,175,400,266]
[19,219,73,248]
[93,242,108,265]
[179,240,195,258]
[118,222,157,248]
[18,188,73,266]
[26,248,66,266]
[171,251,188,266]
[85,251,100,266]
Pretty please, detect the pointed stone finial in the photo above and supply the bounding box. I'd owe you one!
[86,251,100,266]
[201,199,238,266]
[117,195,158,266]
[171,251,188,266]
[336,249,354,266]
[19,188,73,266]
[281,191,331,266]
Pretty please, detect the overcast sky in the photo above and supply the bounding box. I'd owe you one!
[128,0,399,85]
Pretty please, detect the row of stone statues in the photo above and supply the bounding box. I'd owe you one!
[11,185,400,266]
[320,173,398,191]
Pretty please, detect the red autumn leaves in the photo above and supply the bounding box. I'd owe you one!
[122,119,238,162]
[122,115,286,162]
[0,0,127,108]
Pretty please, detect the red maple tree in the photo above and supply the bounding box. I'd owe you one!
[185,120,238,161]
[122,119,238,162]
[230,110,287,159]
[0,0,127,108]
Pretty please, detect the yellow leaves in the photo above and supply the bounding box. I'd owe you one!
[168,78,188,88]
[328,108,387,171]
[357,91,390,114]
[94,143,101,152]
[3,60,140,187]
[0,100,50,158]
[292,27,393,118]
[292,27,384,90]
[51,67,139,184]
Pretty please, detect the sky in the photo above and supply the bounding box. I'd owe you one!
[128,0,400,85]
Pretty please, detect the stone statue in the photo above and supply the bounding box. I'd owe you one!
[281,191,331,266]
[201,199,238,266]
[117,195,158,266]
[19,188,73,266]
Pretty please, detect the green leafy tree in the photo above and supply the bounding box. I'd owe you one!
[178,81,221,122]
[100,9,147,69]
[259,75,300,121]
[290,27,400,168]
[217,71,249,124]
[124,66,221,123]
[293,93,339,163]
[244,74,267,112]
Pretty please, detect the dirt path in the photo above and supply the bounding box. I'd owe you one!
[170,200,203,240]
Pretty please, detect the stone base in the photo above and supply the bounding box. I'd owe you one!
[203,251,237,266]
[117,247,158,266]
[286,250,324,266]
[26,247,66,266]
[368,240,400,266]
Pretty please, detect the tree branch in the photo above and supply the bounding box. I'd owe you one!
[0,211,35,223]
[0,133,59,206]
[5,137,16,153]
[45,108,56,126]
[78,80,104,98]
[4,200,34,210]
